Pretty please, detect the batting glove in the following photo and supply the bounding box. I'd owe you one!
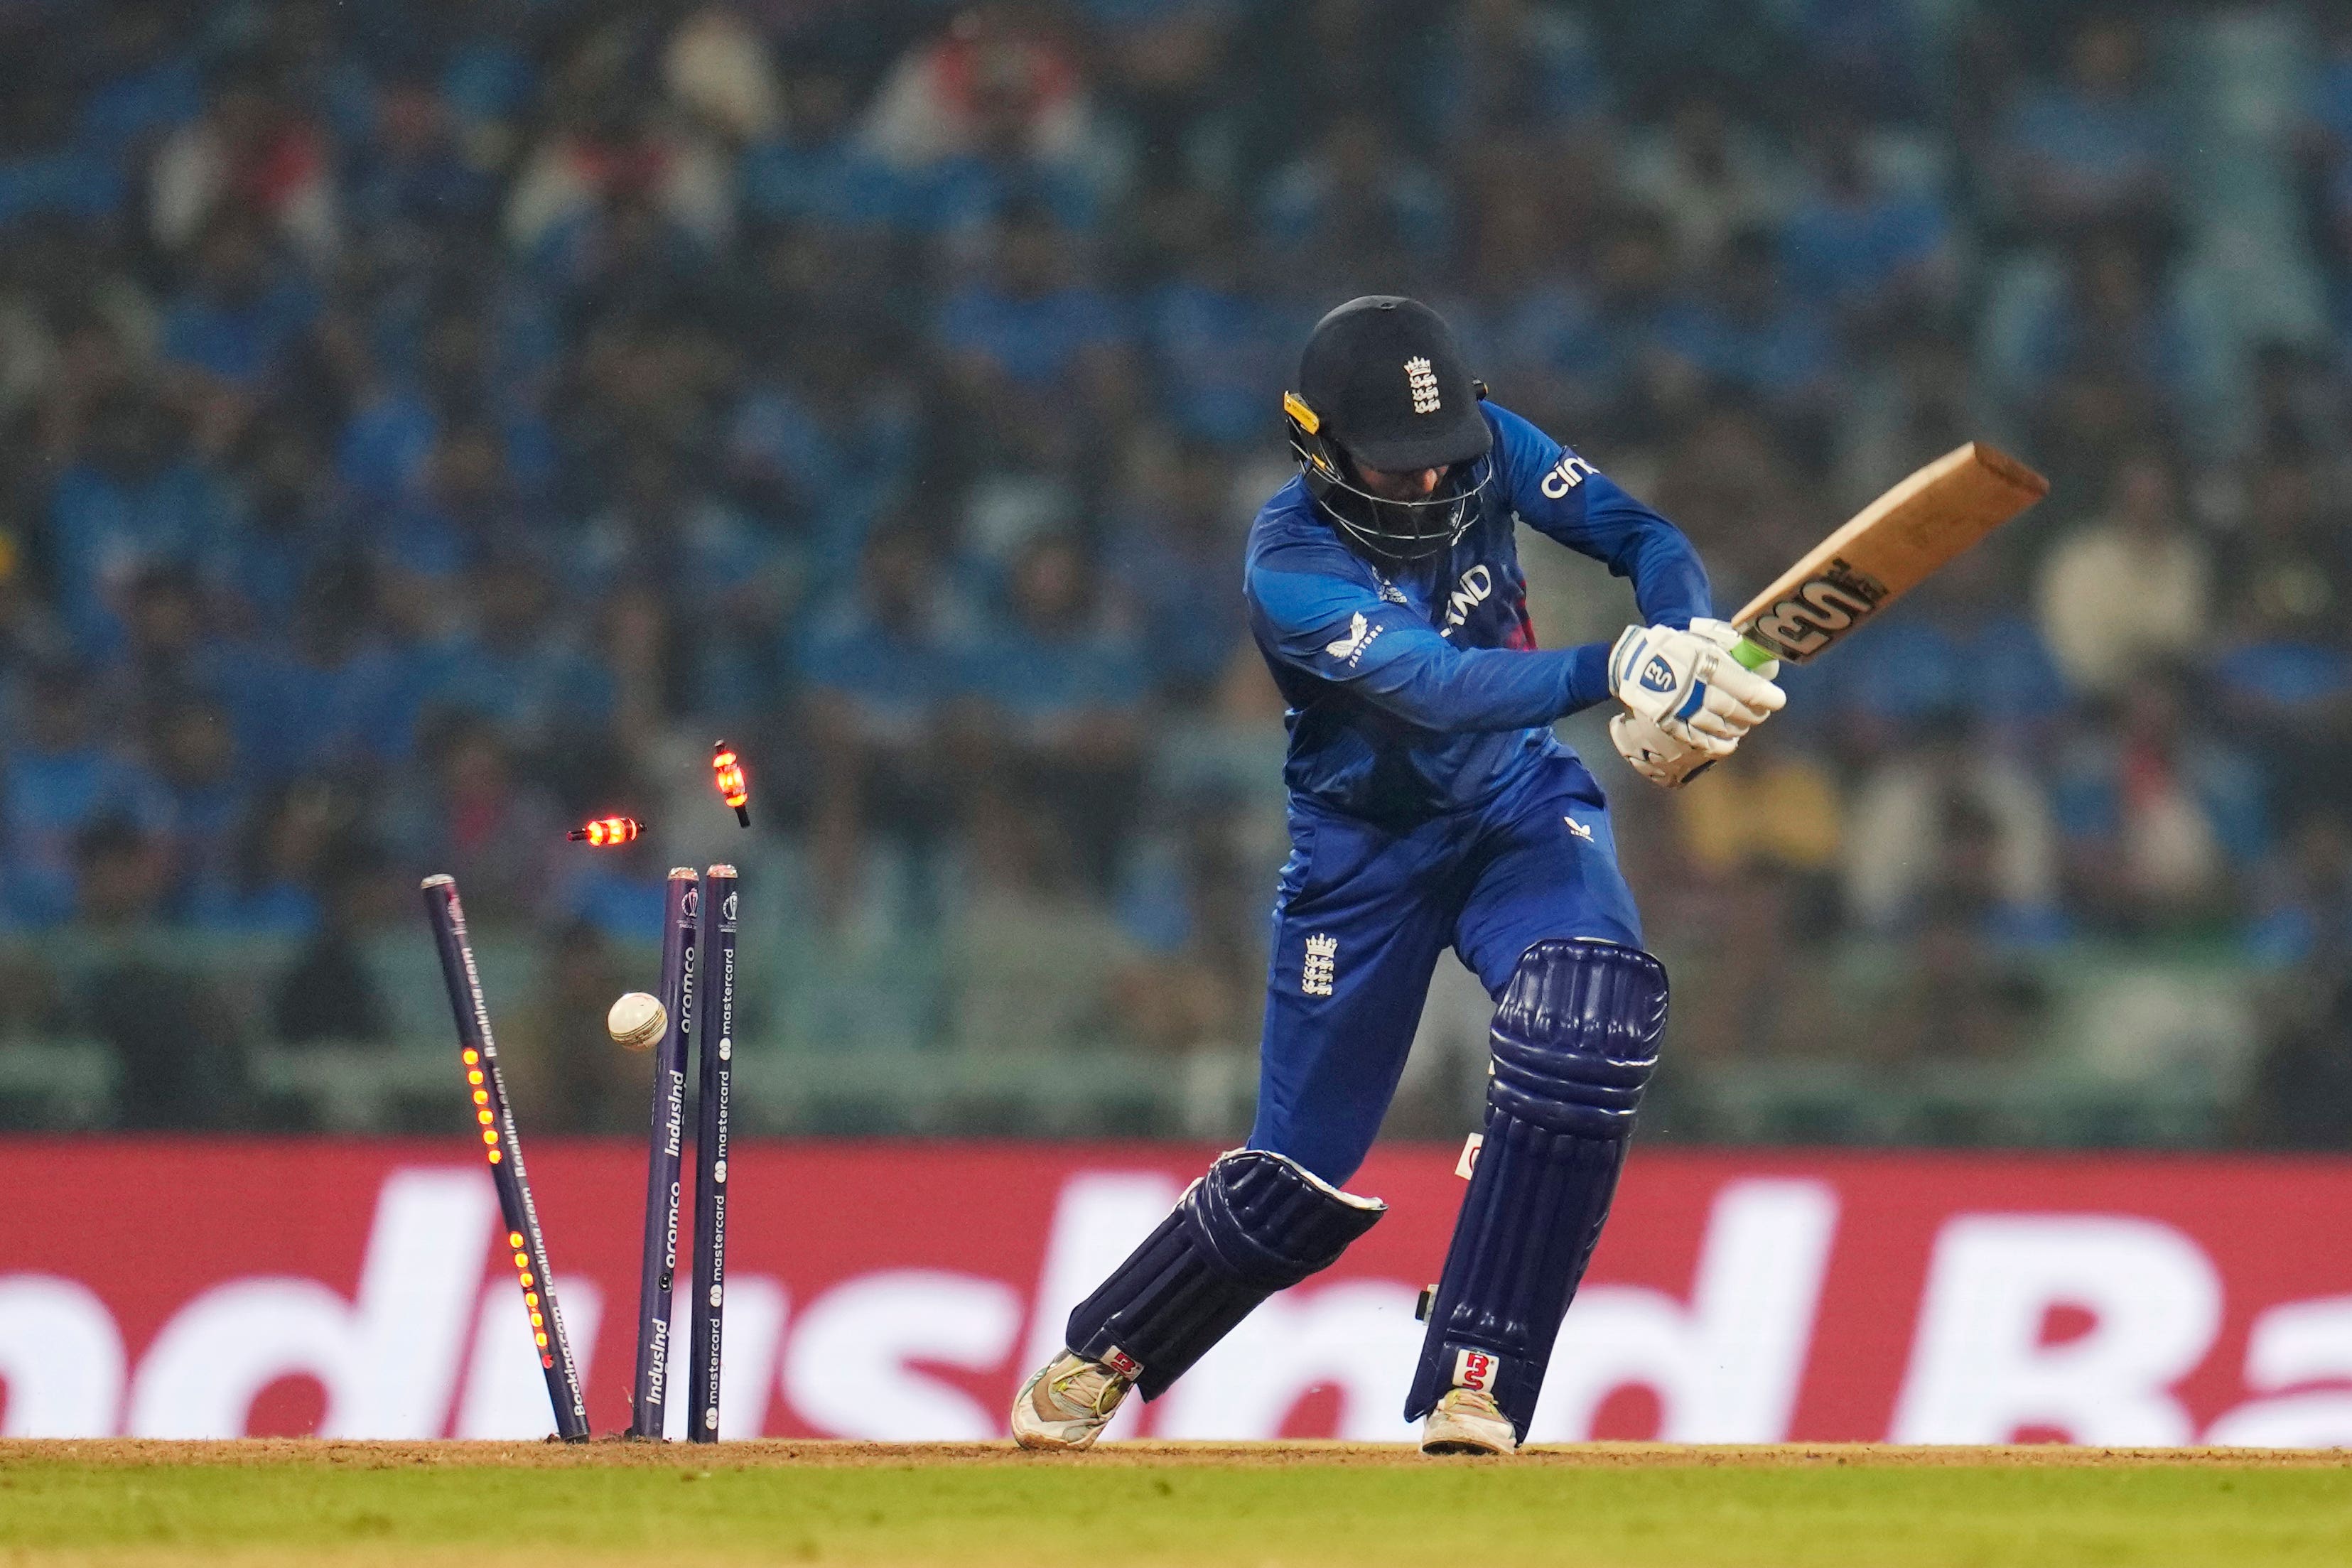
[1609,710,1717,789]
[1608,620,1786,757]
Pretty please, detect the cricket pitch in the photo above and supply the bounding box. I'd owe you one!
[3,1440,2348,1567]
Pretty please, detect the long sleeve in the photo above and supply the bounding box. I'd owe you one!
[1248,531,1612,732]
[1489,403,1712,629]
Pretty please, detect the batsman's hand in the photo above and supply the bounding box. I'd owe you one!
[1686,617,1780,681]
[1608,620,1784,758]
[1609,710,1715,789]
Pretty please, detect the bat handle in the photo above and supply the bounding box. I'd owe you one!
[1730,636,1777,672]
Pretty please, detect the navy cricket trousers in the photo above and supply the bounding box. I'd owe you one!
[1244,749,1642,1186]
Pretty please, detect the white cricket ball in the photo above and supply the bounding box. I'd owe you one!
[607,992,667,1051]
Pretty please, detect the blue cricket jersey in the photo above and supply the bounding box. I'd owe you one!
[1244,401,1712,823]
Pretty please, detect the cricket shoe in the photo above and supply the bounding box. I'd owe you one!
[1420,1387,1516,1456]
[1010,1351,1133,1451]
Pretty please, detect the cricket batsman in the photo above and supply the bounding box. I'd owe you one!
[1010,296,1785,1454]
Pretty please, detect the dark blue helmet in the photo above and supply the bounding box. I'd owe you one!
[1283,296,1492,562]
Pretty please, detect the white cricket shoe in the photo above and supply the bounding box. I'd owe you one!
[1010,1351,1133,1451]
[1420,1388,1516,1456]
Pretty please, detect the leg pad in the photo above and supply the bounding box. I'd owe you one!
[1405,939,1668,1439]
[1067,1149,1383,1399]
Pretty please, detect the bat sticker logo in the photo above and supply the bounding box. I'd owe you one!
[1746,559,1889,661]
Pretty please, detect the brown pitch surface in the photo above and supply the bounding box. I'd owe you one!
[6,1438,2348,1469]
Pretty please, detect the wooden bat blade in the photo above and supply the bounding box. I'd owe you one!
[1732,442,2049,664]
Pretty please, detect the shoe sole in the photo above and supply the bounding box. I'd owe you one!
[1421,1438,1510,1456]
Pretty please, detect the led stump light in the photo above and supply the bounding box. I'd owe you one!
[711,743,750,828]
[421,875,590,1441]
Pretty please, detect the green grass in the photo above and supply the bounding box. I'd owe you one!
[2,1444,2349,1567]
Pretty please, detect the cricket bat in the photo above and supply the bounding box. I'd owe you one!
[1725,442,2049,671]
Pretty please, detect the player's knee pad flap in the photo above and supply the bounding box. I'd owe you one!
[1406,939,1668,1439]
[1488,940,1661,1139]
[1066,1149,1383,1400]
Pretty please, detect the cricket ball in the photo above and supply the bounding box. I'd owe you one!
[607,991,667,1051]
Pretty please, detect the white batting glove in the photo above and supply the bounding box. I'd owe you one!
[1608,620,1786,757]
[1685,617,1780,681]
[1609,710,1719,789]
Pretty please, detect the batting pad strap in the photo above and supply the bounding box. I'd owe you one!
[1405,940,1668,1441]
[1066,1150,1384,1400]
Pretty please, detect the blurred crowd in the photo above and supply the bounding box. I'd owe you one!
[5,0,2352,1139]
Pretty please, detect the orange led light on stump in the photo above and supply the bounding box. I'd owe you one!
[423,873,593,1436]
[712,742,750,827]
[568,816,645,846]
